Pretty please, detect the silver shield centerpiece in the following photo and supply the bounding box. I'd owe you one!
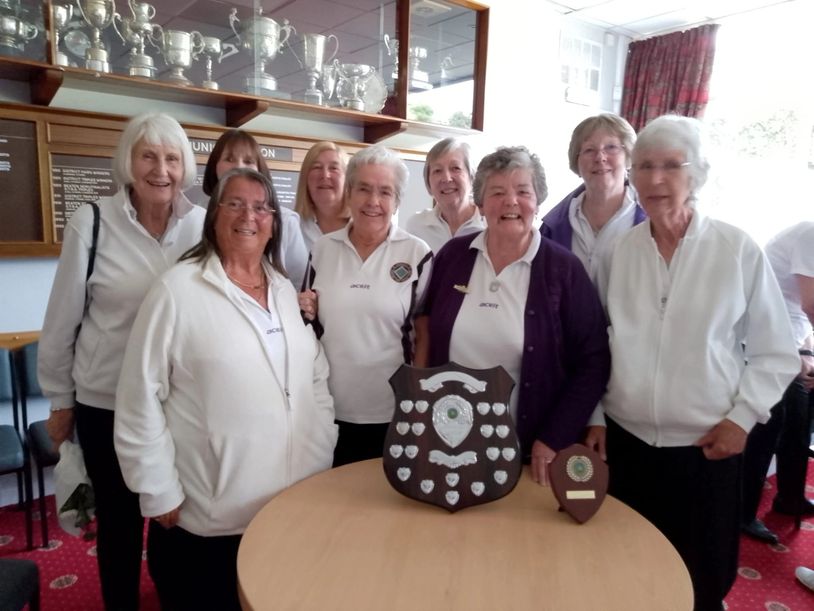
[229,7,294,95]
[0,0,39,56]
[76,0,115,73]
[112,1,160,78]
[292,32,338,105]
[150,27,204,86]
[335,63,375,111]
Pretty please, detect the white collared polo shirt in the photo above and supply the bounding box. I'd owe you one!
[308,224,432,423]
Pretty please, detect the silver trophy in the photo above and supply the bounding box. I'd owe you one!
[76,0,115,72]
[383,34,432,90]
[229,7,294,94]
[52,3,73,65]
[321,59,338,104]
[0,0,38,55]
[336,63,375,111]
[292,32,338,105]
[198,36,237,90]
[150,28,204,86]
[112,1,160,78]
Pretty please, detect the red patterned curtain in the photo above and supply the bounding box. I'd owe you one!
[620,24,719,132]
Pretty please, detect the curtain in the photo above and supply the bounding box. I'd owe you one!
[620,24,719,132]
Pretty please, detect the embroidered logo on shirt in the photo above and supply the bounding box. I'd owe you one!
[350,283,371,289]
[479,302,499,309]
[390,262,412,283]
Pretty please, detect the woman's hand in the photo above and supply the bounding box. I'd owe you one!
[694,419,747,460]
[46,408,75,451]
[153,506,181,529]
[298,289,318,321]
[584,426,607,461]
[530,439,556,486]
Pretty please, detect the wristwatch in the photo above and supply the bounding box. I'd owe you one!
[798,349,814,357]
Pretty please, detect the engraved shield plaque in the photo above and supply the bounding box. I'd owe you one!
[549,443,608,524]
[384,362,521,512]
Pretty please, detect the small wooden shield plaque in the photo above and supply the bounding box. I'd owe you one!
[549,444,608,524]
[384,362,521,512]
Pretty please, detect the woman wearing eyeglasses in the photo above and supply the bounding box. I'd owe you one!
[541,113,645,458]
[114,168,337,611]
[542,113,644,304]
[602,115,798,611]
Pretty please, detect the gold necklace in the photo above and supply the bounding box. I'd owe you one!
[228,273,266,290]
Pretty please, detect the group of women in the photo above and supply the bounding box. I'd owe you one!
[37,109,800,611]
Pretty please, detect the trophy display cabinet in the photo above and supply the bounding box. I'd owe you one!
[0,0,489,140]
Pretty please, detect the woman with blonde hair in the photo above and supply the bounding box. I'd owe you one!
[294,141,350,251]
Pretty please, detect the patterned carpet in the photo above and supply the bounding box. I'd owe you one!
[0,495,158,611]
[0,467,813,610]
[725,464,814,611]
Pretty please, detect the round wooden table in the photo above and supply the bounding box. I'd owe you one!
[238,459,693,610]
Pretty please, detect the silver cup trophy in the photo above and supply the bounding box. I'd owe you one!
[52,3,73,65]
[229,7,294,95]
[150,27,204,86]
[336,63,375,111]
[76,0,115,72]
[292,32,338,105]
[383,33,432,90]
[321,59,338,104]
[198,36,238,90]
[112,1,160,78]
[0,0,39,55]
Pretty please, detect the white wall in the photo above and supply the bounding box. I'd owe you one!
[0,0,627,332]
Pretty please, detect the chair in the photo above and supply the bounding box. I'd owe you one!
[0,348,34,550]
[0,558,41,611]
[20,342,60,548]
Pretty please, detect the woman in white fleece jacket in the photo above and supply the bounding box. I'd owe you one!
[114,168,337,611]
[603,115,798,611]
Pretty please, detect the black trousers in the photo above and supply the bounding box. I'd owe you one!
[742,379,811,522]
[606,418,741,611]
[332,421,390,467]
[147,521,242,611]
[75,404,145,611]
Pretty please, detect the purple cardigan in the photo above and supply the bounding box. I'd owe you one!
[423,233,611,458]
[541,183,647,248]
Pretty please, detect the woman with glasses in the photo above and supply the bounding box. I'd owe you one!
[301,145,432,466]
[602,115,798,611]
[115,168,337,611]
[203,129,309,287]
[542,113,644,304]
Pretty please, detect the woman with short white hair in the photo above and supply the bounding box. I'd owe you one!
[38,112,205,610]
[301,144,432,466]
[603,114,799,610]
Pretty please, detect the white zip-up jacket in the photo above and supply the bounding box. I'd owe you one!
[604,212,799,446]
[38,189,206,411]
[114,254,337,536]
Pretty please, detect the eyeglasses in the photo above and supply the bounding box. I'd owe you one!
[632,161,691,174]
[218,201,276,217]
[578,144,625,159]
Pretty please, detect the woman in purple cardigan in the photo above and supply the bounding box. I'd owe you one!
[415,146,610,485]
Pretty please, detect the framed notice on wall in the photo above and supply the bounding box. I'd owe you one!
[51,154,117,243]
[0,119,42,242]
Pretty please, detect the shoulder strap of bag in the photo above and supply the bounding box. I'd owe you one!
[83,202,100,315]
[86,201,100,281]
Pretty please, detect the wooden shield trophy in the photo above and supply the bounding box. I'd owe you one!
[549,443,608,524]
[384,362,521,512]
